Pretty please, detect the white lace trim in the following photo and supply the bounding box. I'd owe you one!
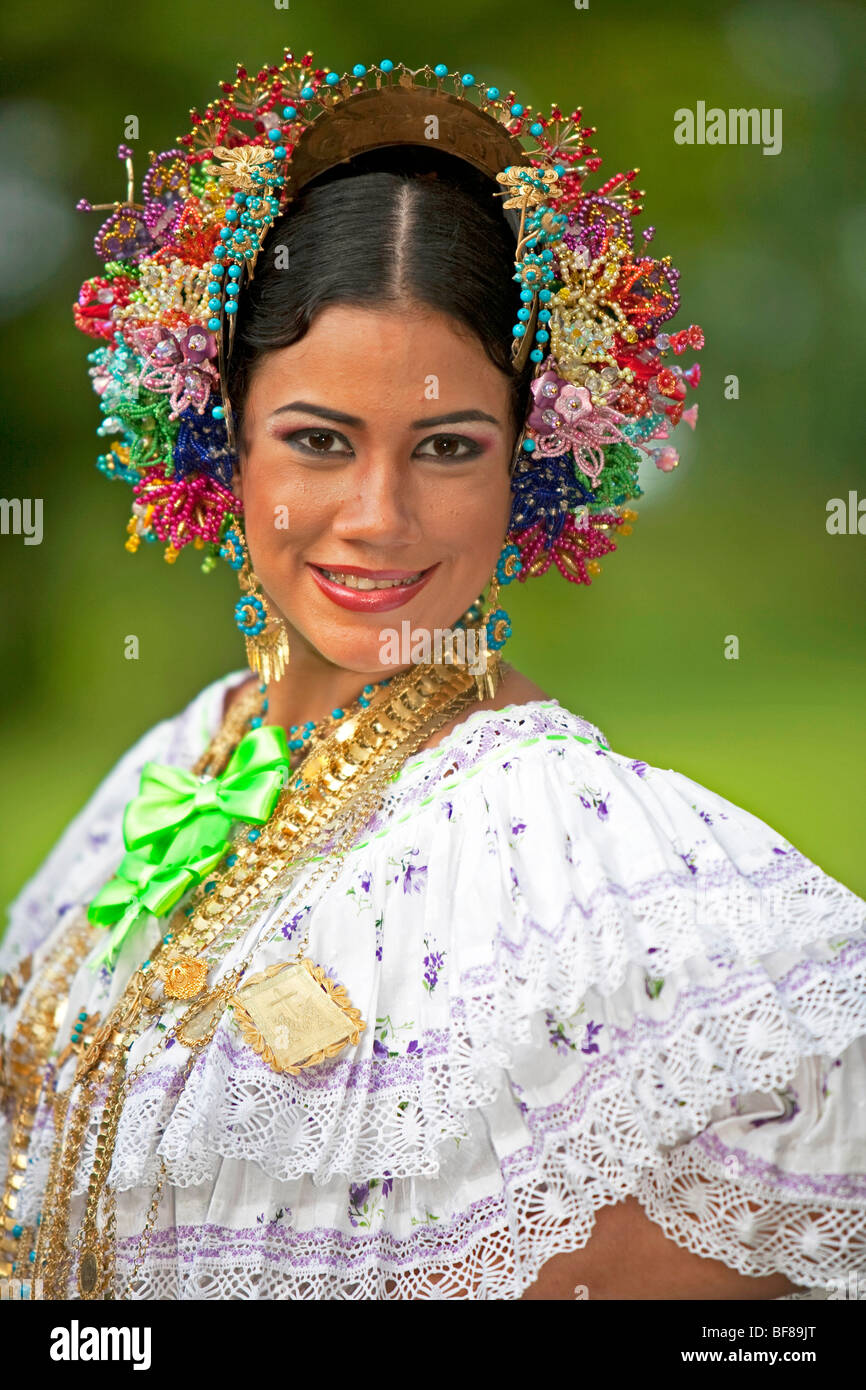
[106,1084,866,1300]
[18,933,862,1204]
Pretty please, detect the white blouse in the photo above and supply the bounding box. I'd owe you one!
[2,670,865,1300]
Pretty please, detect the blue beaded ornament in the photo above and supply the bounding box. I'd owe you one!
[234,594,266,636]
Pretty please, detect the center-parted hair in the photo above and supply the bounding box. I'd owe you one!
[226,146,533,451]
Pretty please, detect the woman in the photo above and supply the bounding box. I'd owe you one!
[2,51,864,1301]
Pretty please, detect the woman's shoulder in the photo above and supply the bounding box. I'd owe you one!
[2,670,246,966]
[374,684,865,956]
[415,664,607,754]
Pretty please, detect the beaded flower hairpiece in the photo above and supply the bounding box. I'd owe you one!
[74,48,703,595]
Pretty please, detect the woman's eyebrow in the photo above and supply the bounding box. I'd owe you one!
[269,401,362,426]
[268,402,502,430]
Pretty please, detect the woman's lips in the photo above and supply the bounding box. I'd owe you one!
[307,562,438,613]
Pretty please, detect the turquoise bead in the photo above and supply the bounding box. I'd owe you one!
[380,60,393,72]
[331,708,344,719]
[12,1223,22,1237]
[487,86,500,99]
[511,103,524,116]
[522,438,536,452]
[530,122,543,136]
[212,406,225,419]
[352,65,366,77]
[433,64,448,78]
[461,74,475,87]
[283,105,297,118]
[78,1011,87,1021]
[301,85,315,99]
[325,72,339,85]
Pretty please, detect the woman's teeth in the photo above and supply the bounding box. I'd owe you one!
[320,570,423,590]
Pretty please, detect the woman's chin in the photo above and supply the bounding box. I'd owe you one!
[287,603,468,677]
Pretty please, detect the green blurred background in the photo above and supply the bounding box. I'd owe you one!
[1,0,864,929]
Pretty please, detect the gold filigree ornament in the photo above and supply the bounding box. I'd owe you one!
[163,955,209,1000]
[230,959,364,1074]
[210,144,276,193]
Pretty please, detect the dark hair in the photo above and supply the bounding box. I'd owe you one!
[227,146,533,453]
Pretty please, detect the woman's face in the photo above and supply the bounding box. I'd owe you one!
[234,303,516,674]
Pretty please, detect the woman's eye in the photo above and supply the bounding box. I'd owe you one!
[415,435,481,460]
[283,429,353,456]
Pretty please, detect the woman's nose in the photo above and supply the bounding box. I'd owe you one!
[330,452,423,547]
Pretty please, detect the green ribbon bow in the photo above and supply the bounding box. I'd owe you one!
[124,724,289,853]
[87,836,226,969]
[87,725,289,970]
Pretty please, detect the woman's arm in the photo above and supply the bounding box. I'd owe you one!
[521,1197,799,1300]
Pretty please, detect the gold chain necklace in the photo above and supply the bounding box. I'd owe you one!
[0,914,98,1286]
[35,656,485,1298]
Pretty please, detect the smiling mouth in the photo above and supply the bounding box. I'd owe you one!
[307,562,438,612]
[311,565,431,590]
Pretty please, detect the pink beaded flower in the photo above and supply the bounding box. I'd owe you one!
[129,323,219,419]
[510,510,632,585]
[528,377,628,485]
[132,466,238,560]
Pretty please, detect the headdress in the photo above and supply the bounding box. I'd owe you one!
[74,49,703,587]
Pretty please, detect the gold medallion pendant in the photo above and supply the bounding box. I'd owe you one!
[230,960,364,1074]
[78,1244,102,1298]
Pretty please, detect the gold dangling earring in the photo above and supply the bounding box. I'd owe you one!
[456,541,523,701]
[220,525,291,684]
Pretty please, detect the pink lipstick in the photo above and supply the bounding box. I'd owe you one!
[307,562,438,613]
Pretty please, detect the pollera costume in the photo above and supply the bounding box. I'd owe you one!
[1,51,864,1301]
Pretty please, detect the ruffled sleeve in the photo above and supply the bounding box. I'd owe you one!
[85,701,866,1300]
[427,722,866,1296]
